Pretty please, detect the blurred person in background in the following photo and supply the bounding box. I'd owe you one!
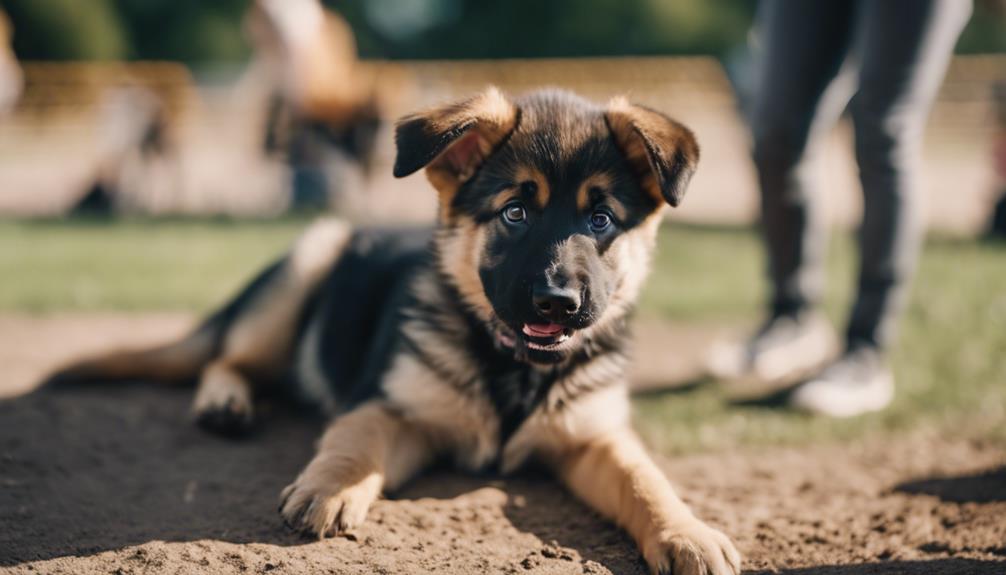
[708,0,973,416]
[71,87,177,216]
[246,0,382,212]
[0,9,23,114]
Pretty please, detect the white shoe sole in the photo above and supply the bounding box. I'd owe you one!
[705,315,837,383]
[789,372,894,417]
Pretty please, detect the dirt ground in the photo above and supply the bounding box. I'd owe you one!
[1,314,1004,574]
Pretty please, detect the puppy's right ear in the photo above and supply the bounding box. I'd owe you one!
[393,87,518,197]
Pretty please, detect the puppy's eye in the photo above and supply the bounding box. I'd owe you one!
[589,210,612,232]
[502,203,527,224]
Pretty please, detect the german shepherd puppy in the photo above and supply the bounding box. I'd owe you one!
[49,88,741,575]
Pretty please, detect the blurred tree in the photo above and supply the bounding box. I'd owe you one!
[114,0,249,62]
[1,0,128,60]
[957,0,1006,54]
[0,0,250,63]
[0,0,1002,63]
[333,0,757,60]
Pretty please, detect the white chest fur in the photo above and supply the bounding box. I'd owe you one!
[382,353,631,472]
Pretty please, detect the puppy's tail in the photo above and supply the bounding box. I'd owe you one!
[43,317,224,388]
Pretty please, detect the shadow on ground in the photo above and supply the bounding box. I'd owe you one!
[748,559,1005,574]
[3,382,1004,575]
[894,466,1006,504]
[0,384,317,564]
[0,383,648,573]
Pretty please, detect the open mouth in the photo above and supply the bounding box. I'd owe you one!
[497,322,573,351]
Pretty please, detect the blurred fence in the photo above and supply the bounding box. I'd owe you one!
[1,55,1003,233]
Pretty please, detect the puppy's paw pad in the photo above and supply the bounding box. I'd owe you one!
[645,522,741,575]
[193,396,255,436]
[278,478,374,538]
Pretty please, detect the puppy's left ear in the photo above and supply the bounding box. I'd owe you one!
[605,97,699,207]
[393,87,518,197]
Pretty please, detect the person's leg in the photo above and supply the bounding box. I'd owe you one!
[707,0,857,382]
[790,0,973,416]
[751,0,858,319]
[846,0,973,350]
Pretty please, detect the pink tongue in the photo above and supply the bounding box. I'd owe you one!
[522,323,564,337]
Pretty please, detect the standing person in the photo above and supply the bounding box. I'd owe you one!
[245,0,383,212]
[707,0,973,416]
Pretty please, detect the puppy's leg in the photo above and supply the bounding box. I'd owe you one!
[553,428,740,575]
[279,401,434,537]
[192,361,255,435]
[195,217,352,434]
[220,217,352,377]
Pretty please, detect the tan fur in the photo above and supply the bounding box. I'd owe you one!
[605,96,699,207]
[513,166,551,208]
[279,401,436,536]
[490,188,521,212]
[417,87,518,217]
[575,172,618,214]
[434,218,496,322]
[224,218,351,377]
[605,98,663,205]
[424,86,515,137]
[549,427,741,575]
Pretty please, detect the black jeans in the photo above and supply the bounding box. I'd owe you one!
[751,0,972,350]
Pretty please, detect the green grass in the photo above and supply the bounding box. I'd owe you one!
[2,219,1004,453]
[637,226,1006,453]
[0,219,305,313]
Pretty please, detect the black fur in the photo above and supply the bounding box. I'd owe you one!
[393,115,475,178]
[289,228,432,410]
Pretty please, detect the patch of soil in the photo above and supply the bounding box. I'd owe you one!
[0,314,1004,574]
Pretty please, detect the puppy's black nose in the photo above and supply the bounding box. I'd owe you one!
[533,285,581,321]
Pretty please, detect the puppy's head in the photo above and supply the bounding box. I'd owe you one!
[395,88,698,364]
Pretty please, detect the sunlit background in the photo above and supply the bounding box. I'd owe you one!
[0,0,1003,439]
[0,0,1004,227]
[1,0,1005,441]
[1,1,1005,573]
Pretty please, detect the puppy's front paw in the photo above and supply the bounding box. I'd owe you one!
[278,468,381,538]
[643,520,741,575]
